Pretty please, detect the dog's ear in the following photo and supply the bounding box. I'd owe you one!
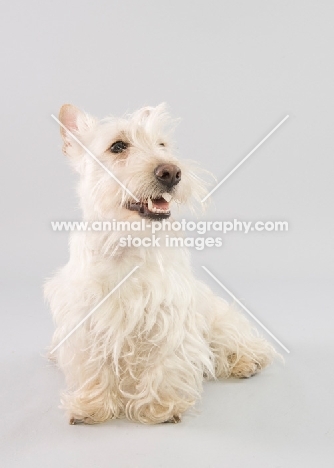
[59,104,96,157]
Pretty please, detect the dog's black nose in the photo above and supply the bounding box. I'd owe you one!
[154,164,181,188]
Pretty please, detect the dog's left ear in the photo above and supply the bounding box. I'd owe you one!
[59,104,97,157]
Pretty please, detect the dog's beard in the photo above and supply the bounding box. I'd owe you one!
[126,192,173,219]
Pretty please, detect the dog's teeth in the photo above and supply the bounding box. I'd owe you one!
[162,192,172,202]
[147,196,170,214]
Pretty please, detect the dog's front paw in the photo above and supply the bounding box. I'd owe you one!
[164,414,182,424]
[69,416,97,425]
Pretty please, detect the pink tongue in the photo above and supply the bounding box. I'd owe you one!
[152,198,169,210]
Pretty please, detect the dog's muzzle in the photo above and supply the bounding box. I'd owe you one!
[126,164,181,219]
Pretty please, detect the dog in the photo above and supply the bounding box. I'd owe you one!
[45,103,276,425]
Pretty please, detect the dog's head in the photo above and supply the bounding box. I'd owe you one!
[59,103,208,220]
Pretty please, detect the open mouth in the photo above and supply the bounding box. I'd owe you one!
[126,192,172,219]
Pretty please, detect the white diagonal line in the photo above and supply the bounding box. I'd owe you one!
[202,115,289,202]
[51,114,139,202]
[202,266,290,353]
[50,266,139,354]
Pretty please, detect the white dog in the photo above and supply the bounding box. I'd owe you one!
[45,104,275,425]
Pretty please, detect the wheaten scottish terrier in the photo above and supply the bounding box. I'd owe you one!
[45,103,275,425]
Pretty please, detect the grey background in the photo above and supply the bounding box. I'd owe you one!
[1,1,333,467]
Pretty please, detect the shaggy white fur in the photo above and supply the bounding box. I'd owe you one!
[45,103,276,425]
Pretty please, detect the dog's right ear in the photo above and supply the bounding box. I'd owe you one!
[59,104,97,157]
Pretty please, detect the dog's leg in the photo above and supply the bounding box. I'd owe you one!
[123,363,202,424]
[125,397,185,425]
[207,297,277,379]
[65,389,119,425]
[57,355,121,425]
[65,386,120,425]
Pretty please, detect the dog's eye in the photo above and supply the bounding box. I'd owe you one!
[159,143,165,147]
[110,141,128,154]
